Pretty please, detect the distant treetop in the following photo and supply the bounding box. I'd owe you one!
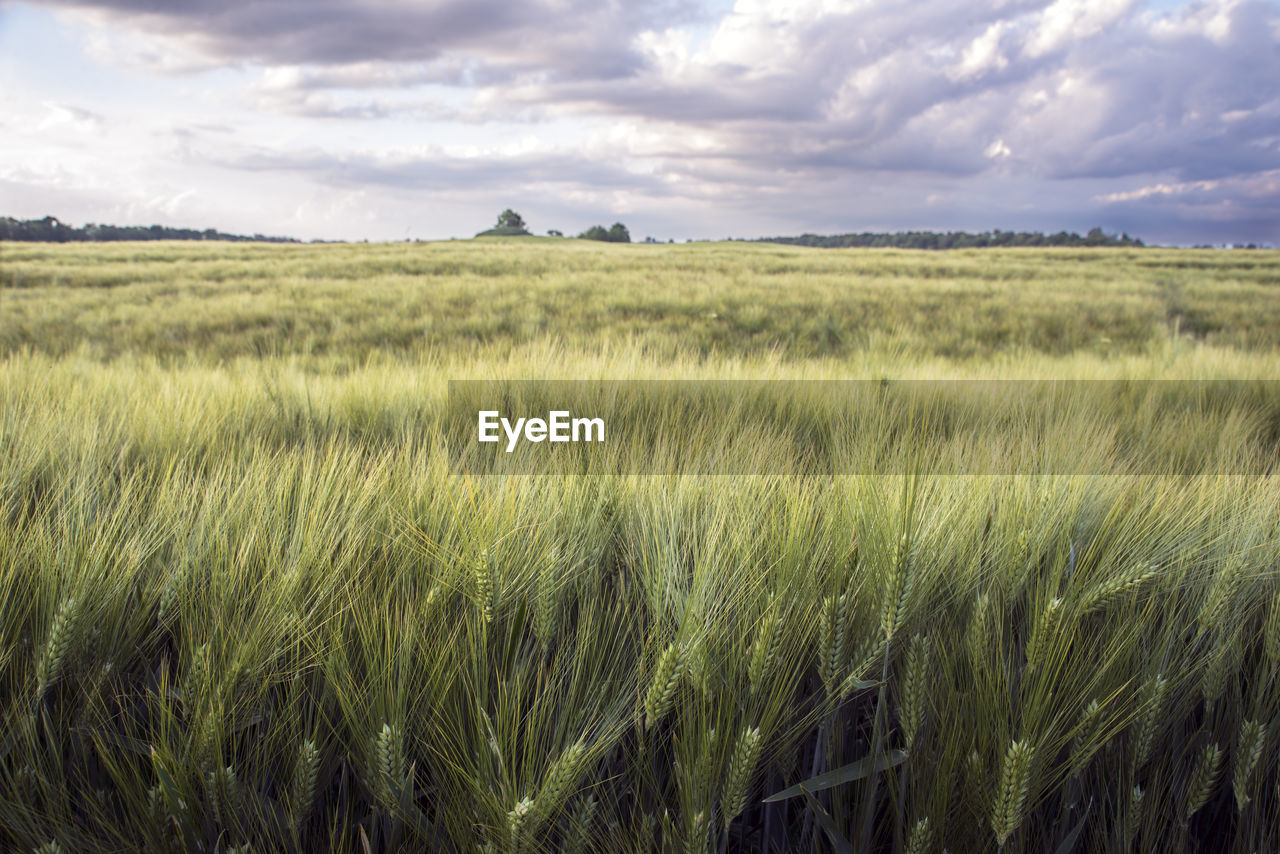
[751,228,1145,249]
[475,209,533,237]
[0,215,300,243]
[496,209,526,230]
[579,222,631,243]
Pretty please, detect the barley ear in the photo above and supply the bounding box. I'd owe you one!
[291,738,321,823]
[721,726,763,829]
[474,550,495,624]
[819,593,848,695]
[1232,719,1266,812]
[373,722,406,806]
[1263,591,1280,664]
[1123,785,1143,848]
[183,643,209,708]
[508,796,535,853]
[684,809,709,854]
[1183,742,1223,819]
[1081,563,1159,616]
[1133,674,1167,771]
[564,794,597,854]
[967,594,994,664]
[206,765,239,827]
[643,642,685,729]
[747,598,781,696]
[902,633,930,751]
[990,739,1035,847]
[36,597,79,698]
[1069,699,1104,777]
[1024,597,1063,673]
[538,739,586,818]
[905,817,933,854]
[881,535,914,641]
[534,546,560,653]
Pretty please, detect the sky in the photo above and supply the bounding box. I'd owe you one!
[0,0,1277,245]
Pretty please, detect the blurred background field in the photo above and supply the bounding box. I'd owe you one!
[1,240,1279,853]
[4,240,1280,362]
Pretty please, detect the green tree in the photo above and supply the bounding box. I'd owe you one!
[497,209,526,230]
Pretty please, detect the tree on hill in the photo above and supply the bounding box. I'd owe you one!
[475,208,532,237]
[579,222,631,243]
[496,209,525,230]
[749,227,1145,249]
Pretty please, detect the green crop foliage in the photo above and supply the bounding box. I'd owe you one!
[0,240,1278,852]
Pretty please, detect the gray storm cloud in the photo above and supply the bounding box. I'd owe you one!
[9,0,1280,242]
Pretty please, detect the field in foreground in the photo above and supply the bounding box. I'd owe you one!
[1,241,1279,853]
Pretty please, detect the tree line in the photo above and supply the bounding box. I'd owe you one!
[752,227,1144,249]
[0,216,300,243]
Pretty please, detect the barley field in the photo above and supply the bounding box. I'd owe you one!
[2,239,1279,853]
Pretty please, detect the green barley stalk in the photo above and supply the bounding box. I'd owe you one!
[534,546,560,654]
[906,817,933,854]
[1081,563,1160,616]
[474,549,495,625]
[694,727,717,804]
[881,533,915,642]
[902,633,930,751]
[1024,598,1063,673]
[1069,699,1104,777]
[1183,742,1223,819]
[508,796,535,853]
[686,640,712,700]
[967,594,994,664]
[291,738,320,822]
[643,641,685,729]
[36,596,79,698]
[158,570,183,624]
[1232,719,1266,811]
[1199,557,1243,631]
[193,707,218,773]
[1013,529,1031,572]
[564,795,597,854]
[183,643,208,708]
[206,765,239,827]
[538,739,586,818]
[842,636,888,697]
[1123,785,1143,848]
[1133,674,1167,771]
[991,739,1035,847]
[721,726,762,829]
[819,593,848,694]
[685,810,709,854]
[747,598,782,696]
[1262,590,1280,664]
[1200,632,1235,715]
[373,722,406,806]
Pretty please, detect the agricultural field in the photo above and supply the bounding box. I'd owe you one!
[2,239,1280,852]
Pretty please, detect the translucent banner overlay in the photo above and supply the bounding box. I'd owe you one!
[446,380,1280,475]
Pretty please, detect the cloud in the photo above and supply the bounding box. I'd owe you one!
[32,0,709,79]
[8,0,1280,244]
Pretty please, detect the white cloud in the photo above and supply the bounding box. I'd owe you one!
[952,20,1013,79]
[1024,0,1135,58]
[985,138,1013,158]
[5,0,1279,243]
